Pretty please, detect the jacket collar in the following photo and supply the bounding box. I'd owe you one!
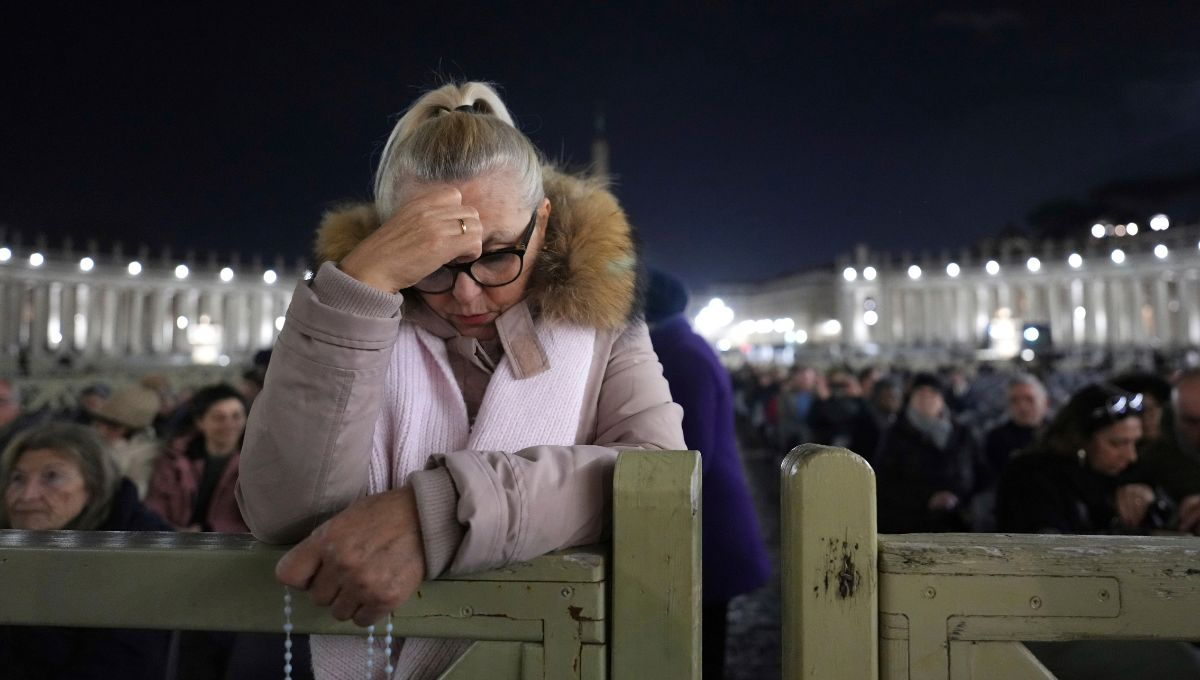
[406,300,548,379]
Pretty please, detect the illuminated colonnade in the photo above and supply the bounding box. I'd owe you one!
[0,240,302,374]
[695,219,1200,360]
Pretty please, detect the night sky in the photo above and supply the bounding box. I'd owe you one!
[3,3,1199,290]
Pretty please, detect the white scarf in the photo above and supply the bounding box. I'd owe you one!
[311,319,596,679]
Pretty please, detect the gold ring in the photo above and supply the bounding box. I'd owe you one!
[459,218,467,235]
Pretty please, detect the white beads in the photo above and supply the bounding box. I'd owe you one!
[366,624,376,677]
[384,614,395,675]
[283,587,294,680]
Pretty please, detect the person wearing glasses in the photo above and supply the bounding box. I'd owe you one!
[997,382,1200,535]
[236,81,684,677]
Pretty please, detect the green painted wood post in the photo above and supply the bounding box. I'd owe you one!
[611,450,701,680]
[781,444,878,680]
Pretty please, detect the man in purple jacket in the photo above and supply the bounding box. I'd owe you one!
[645,269,772,679]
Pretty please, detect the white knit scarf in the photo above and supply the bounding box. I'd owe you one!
[311,319,596,679]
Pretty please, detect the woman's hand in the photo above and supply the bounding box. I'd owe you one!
[1115,483,1155,528]
[275,486,427,626]
[339,186,484,293]
[1177,494,1200,534]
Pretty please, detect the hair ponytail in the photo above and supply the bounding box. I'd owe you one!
[374,82,543,219]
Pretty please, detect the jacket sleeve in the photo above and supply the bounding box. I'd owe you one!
[412,321,686,576]
[236,262,403,544]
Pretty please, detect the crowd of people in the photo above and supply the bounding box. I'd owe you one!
[733,359,1200,678]
[733,360,1200,537]
[0,362,314,680]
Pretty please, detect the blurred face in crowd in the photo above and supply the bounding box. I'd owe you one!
[79,392,107,415]
[1084,416,1142,476]
[874,384,903,416]
[0,380,18,430]
[828,371,859,397]
[1174,378,1200,449]
[1138,393,1164,443]
[5,448,90,530]
[196,398,247,456]
[791,368,816,392]
[92,420,126,445]
[1008,382,1048,428]
[909,386,945,420]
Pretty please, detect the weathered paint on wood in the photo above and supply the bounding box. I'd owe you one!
[782,448,1200,680]
[781,444,879,680]
[611,450,702,680]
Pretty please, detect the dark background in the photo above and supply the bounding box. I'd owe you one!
[3,2,1199,289]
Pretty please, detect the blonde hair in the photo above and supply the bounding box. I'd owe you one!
[374,82,544,219]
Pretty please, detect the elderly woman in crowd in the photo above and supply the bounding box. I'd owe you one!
[90,383,162,498]
[145,383,249,533]
[0,423,171,679]
[238,81,685,677]
[876,372,983,533]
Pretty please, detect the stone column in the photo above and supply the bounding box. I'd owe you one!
[1129,277,1148,344]
[98,286,117,356]
[127,288,145,356]
[1153,278,1171,346]
[61,282,79,356]
[29,283,50,363]
[889,286,904,345]
[1045,281,1060,348]
[1089,278,1108,346]
[1184,273,1200,345]
[0,281,17,354]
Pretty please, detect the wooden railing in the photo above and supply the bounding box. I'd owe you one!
[0,450,701,679]
[782,444,1200,680]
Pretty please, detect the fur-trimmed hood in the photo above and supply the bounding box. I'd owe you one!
[314,166,640,330]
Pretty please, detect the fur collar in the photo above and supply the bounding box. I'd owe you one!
[313,166,640,330]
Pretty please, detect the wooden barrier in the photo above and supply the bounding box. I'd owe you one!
[0,450,701,679]
[782,444,1200,680]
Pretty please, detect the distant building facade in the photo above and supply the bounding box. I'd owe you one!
[696,219,1200,364]
[0,235,302,375]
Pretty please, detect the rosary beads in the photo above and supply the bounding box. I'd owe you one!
[283,587,395,678]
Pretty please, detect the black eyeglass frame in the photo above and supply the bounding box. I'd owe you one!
[413,210,539,294]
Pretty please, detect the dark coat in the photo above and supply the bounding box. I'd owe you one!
[650,315,771,604]
[0,478,173,680]
[1137,409,1200,503]
[997,451,1171,535]
[981,419,1040,488]
[876,412,981,533]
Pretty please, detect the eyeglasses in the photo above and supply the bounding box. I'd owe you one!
[1089,392,1144,421]
[413,211,538,294]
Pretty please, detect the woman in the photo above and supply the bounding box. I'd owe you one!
[876,372,983,533]
[238,81,685,677]
[145,384,304,679]
[145,383,248,533]
[0,423,171,679]
[90,383,162,498]
[997,382,1187,535]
